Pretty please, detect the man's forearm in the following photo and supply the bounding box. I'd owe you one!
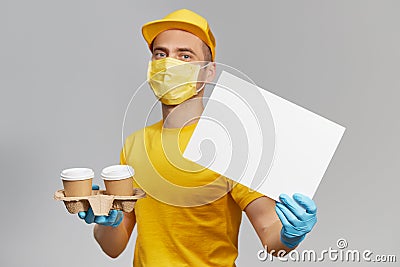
[93,213,133,258]
[261,220,296,256]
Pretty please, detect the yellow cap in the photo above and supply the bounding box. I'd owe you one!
[142,9,216,61]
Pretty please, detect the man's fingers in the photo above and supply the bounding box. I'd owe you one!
[80,208,123,227]
[275,205,291,227]
[279,194,306,220]
[94,216,107,224]
[78,211,86,219]
[293,193,317,214]
[112,211,124,228]
[108,210,118,223]
[276,202,299,226]
[84,208,95,224]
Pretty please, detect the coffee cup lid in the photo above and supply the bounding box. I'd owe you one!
[101,165,135,180]
[61,168,94,181]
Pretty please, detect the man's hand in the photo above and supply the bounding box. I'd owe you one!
[275,193,317,248]
[77,185,124,228]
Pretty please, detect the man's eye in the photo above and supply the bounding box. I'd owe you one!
[181,54,191,60]
[155,53,166,58]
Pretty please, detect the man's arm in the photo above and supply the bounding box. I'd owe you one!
[245,196,293,255]
[245,193,317,256]
[93,210,136,258]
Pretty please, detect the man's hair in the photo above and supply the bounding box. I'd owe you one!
[202,42,212,62]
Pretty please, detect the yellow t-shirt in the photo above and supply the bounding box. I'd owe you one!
[120,120,264,267]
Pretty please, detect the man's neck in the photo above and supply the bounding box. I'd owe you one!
[161,96,204,128]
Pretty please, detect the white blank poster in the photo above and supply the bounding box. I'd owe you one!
[183,71,346,201]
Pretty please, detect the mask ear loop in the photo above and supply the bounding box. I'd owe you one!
[195,62,212,93]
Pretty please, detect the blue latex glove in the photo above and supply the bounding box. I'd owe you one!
[275,193,317,248]
[77,185,124,228]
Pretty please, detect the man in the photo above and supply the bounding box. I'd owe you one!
[79,9,317,266]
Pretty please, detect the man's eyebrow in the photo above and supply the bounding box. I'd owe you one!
[152,46,169,53]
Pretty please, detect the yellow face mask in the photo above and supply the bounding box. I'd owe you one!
[147,57,208,105]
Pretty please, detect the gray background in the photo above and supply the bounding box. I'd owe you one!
[1,0,399,266]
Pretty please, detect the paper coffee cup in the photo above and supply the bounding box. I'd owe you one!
[61,168,94,197]
[101,165,135,196]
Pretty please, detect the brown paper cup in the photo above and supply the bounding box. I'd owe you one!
[104,177,134,196]
[61,168,94,197]
[62,179,93,197]
[101,165,135,196]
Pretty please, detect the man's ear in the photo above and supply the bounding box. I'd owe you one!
[205,62,217,83]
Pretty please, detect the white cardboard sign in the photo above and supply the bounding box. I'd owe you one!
[183,71,346,201]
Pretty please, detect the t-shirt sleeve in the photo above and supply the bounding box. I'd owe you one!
[120,131,137,165]
[120,133,141,189]
[229,180,265,210]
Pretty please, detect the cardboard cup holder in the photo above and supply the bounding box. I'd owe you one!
[54,188,146,216]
